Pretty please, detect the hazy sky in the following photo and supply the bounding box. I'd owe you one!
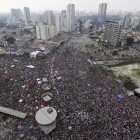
[0,0,140,13]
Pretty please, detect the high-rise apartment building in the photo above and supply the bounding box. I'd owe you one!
[55,14,61,33]
[123,15,131,29]
[37,11,54,25]
[48,11,54,25]
[11,8,22,19]
[23,7,31,22]
[98,3,107,19]
[36,24,57,40]
[104,20,122,46]
[36,24,49,40]
[61,10,67,26]
[67,4,75,31]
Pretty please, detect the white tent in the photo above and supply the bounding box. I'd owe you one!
[26,65,35,68]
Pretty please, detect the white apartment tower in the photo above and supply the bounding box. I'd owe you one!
[36,24,49,40]
[23,7,31,22]
[11,8,22,19]
[61,10,67,26]
[67,4,75,31]
[104,20,122,46]
[37,11,54,25]
[55,14,61,33]
[123,15,131,29]
[48,11,54,25]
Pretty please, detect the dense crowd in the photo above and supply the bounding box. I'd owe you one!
[0,38,140,140]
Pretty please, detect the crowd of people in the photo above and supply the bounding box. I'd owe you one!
[0,37,140,140]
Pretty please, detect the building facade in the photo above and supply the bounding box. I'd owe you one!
[104,20,122,46]
[98,3,107,19]
[11,8,22,19]
[55,14,61,33]
[67,4,75,31]
[23,7,31,22]
[123,15,131,29]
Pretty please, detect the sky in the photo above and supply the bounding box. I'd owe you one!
[0,0,140,13]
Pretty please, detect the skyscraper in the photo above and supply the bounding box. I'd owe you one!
[61,10,67,27]
[104,20,122,46]
[11,8,22,19]
[123,15,131,29]
[23,7,31,22]
[55,14,61,33]
[67,4,75,31]
[98,3,107,19]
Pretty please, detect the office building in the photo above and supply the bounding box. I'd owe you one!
[98,3,107,19]
[123,15,131,29]
[104,20,122,46]
[23,7,31,22]
[11,8,22,19]
[55,14,61,33]
[67,4,75,31]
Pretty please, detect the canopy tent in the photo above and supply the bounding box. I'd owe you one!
[117,94,124,99]
[54,71,58,74]
[20,134,24,138]
[29,125,33,129]
[26,65,35,69]
[68,126,72,130]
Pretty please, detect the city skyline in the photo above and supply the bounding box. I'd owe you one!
[0,0,140,13]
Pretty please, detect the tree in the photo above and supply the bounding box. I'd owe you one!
[126,37,134,46]
[122,54,125,57]
[6,37,15,44]
[89,25,94,29]
[24,29,32,34]
[12,32,16,35]
[112,50,118,56]
[2,31,6,34]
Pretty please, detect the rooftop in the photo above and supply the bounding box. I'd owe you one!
[35,107,57,125]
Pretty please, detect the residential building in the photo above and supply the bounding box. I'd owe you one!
[55,14,61,33]
[37,11,54,25]
[61,10,67,26]
[11,8,22,19]
[123,15,131,29]
[31,14,38,25]
[104,20,122,46]
[67,4,75,31]
[36,24,50,40]
[23,7,31,22]
[49,27,57,38]
[48,11,54,25]
[98,3,107,19]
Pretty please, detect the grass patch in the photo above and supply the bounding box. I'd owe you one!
[65,77,70,82]
[87,106,94,112]
[118,75,131,82]
[132,68,140,76]
[0,67,4,71]
[89,66,97,72]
